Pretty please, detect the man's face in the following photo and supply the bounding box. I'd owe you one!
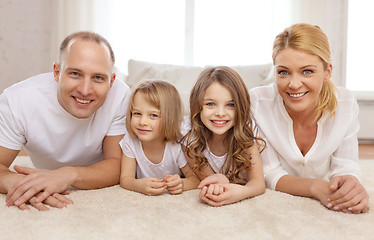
[53,39,115,119]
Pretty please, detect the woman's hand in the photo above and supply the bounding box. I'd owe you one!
[327,175,369,214]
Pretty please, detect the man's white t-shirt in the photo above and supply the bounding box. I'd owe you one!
[120,133,187,179]
[0,72,130,169]
[249,83,361,190]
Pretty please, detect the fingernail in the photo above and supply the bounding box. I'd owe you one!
[327,198,331,202]
[334,206,339,210]
[348,207,353,211]
[14,200,20,206]
[327,203,332,208]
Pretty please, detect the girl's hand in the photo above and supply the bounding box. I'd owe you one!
[199,183,244,207]
[327,175,369,214]
[139,177,167,196]
[163,174,183,195]
[198,173,229,189]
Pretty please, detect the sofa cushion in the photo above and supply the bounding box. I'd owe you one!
[126,59,274,114]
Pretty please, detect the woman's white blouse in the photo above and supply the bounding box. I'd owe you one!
[249,83,361,190]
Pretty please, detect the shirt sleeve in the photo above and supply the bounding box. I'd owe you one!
[176,144,188,169]
[257,127,289,190]
[0,94,25,150]
[106,81,131,136]
[329,99,361,181]
[119,134,136,159]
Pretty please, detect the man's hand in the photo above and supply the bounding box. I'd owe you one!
[327,175,369,214]
[6,165,75,207]
[18,190,73,211]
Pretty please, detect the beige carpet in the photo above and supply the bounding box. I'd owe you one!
[1,156,373,240]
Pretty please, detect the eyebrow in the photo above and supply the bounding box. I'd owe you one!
[276,65,318,69]
[65,67,109,77]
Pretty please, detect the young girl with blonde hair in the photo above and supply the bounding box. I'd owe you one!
[120,80,199,195]
[183,66,265,206]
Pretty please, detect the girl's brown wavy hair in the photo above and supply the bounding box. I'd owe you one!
[183,66,264,184]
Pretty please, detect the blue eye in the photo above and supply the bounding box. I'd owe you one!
[132,112,141,116]
[70,71,80,77]
[227,103,235,108]
[303,69,313,75]
[278,70,288,76]
[94,76,104,81]
[150,114,159,118]
[206,102,215,107]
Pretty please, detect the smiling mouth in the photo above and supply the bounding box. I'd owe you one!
[288,92,308,98]
[74,97,92,104]
[211,120,229,125]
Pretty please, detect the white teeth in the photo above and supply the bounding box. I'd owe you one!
[75,98,91,104]
[289,92,305,98]
[213,120,227,124]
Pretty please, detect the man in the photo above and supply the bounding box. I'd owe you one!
[0,32,130,211]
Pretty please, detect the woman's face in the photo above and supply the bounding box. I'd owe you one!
[274,48,332,118]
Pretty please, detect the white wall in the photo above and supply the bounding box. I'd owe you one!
[0,0,54,93]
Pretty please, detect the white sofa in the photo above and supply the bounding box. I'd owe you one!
[116,59,275,115]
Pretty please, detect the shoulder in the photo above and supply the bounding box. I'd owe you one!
[249,83,277,101]
[2,72,54,96]
[335,87,358,115]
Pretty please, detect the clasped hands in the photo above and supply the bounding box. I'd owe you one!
[6,165,74,211]
[319,175,369,214]
[139,174,184,196]
[197,173,241,207]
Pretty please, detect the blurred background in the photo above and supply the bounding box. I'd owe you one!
[0,0,373,141]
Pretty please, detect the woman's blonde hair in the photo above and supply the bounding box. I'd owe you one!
[273,23,337,121]
[126,80,184,143]
[184,66,264,184]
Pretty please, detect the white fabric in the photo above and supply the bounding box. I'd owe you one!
[203,147,227,174]
[0,72,130,169]
[182,117,247,179]
[249,83,361,190]
[126,59,274,115]
[120,133,187,179]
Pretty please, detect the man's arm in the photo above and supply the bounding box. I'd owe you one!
[68,134,124,189]
[6,135,124,207]
[0,146,21,193]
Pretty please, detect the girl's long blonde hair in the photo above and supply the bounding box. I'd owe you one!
[184,66,264,184]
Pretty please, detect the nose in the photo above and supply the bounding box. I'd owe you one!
[77,78,93,96]
[215,105,226,117]
[139,116,148,126]
[288,75,302,89]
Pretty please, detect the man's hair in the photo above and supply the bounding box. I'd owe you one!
[59,31,115,64]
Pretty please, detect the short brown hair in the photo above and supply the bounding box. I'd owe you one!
[59,31,115,64]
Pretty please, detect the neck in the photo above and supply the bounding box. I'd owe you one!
[207,132,229,156]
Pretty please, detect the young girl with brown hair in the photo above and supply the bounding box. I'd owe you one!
[183,66,265,206]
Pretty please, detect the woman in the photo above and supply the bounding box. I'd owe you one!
[249,23,369,213]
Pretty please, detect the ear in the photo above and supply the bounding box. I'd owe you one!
[324,64,332,82]
[53,63,60,83]
[109,73,116,88]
